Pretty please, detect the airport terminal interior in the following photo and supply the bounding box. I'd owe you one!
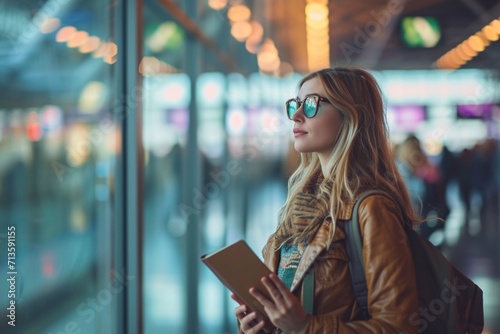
[0,0,499,333]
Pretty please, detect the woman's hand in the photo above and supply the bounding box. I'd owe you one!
[231,294,267,334]
[250,273,308,334]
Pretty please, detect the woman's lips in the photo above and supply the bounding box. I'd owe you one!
[293,129,307,137]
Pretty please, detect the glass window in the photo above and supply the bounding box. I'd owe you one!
[0,0,122,332]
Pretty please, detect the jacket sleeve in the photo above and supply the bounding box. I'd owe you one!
[303,195,420,334]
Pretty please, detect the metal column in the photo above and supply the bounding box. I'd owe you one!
[182,1,201,334]
[114,0,144,333]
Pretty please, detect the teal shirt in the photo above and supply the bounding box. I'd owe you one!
[277,244,301,290]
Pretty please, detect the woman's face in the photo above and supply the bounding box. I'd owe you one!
[291,77,344,160]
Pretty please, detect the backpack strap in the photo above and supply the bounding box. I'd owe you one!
[344,190,386,320]
[302,267,315,314]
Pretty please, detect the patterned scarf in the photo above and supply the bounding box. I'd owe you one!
[274,173,332,249]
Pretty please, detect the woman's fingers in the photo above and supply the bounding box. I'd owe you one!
[234,304,248,319]
[232,291,268,333]
[249,274,292,313]
[268,273,288,295]
[262,275,283,299]
[249,286,276,310]
[239,311,265,333]
[250,274,308,332]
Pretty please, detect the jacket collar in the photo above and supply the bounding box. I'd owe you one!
[289,218,332,292]
[263,201,355,293]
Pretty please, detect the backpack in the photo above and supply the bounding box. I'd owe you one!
[344,191,484,334]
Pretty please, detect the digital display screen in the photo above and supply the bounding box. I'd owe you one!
[457,104,493,120]
[387,105,427,131]
[400,16,441,48]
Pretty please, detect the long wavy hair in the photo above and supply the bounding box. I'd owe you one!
[275,67,417,248]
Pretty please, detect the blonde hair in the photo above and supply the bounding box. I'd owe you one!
[275,67,417,248]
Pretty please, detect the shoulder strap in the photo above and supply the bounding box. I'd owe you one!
[344,190,385,320]
[302,190,385,318]
[302,267,315,314]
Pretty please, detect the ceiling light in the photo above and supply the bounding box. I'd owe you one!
[481,25,499,42]
[79,36,101,53]
[227,5,251,23]
[67,31,89,48]
[459,42,477,58]
[435,17,499,70]
[208,0,227,10]
[56,26,76,42]
[490,19,500,34]
[231,21,252,42]
[244,21,263,51]
[467,35,485,52]
[454,45,471,61]
[245,39,260,53]
[258,39,280,72]
[305,0,330,71]
[103,55,117,65]
[305,3,328,21]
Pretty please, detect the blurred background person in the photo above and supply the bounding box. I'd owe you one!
[395,135,450,243]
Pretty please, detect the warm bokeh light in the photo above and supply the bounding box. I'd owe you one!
[67,31,89,48]
[481,25,499,42]
[491,19,500,34]
[449,49,465,66]
[227,5,251,23]
[208,0,227,10]
[245,39,259,54]
[306,27,329,40]
[475,31,491,47]
[231,21,252,42]
[79,36,101,53]
[106,42,118,57]
[306,15,329,29]
[245,21,264,53]
[248,21,263,41]
[305,3,328,20]
[93,42,108,58]
[79,81,107,113]
[467,35,485,52]
[305,0,330,71]
[459,42,477,58]
[103,54,117,65]
[454,45,471,61]
[93,42,118,58]
[435,17,499,69]
[55,26,77,42]
[257,39,280,72]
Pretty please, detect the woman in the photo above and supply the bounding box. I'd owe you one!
[233,67,420,333]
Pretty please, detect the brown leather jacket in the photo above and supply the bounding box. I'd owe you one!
[262,195,419,334]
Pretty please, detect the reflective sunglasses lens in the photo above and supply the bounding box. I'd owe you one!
[287,100,298,118]
[304,96,317,117]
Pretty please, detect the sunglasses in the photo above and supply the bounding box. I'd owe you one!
[285,94,331,119]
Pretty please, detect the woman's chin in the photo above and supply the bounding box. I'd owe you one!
[293,143,311,154]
